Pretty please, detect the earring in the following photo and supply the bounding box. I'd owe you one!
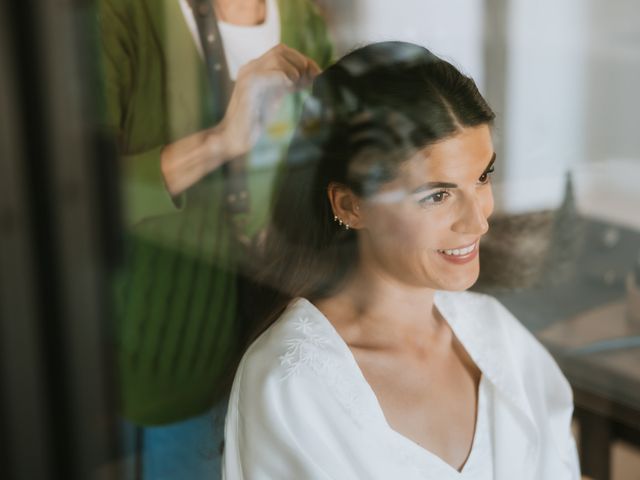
[333,215,350,230]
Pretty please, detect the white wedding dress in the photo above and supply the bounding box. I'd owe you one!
[222,290,580,479]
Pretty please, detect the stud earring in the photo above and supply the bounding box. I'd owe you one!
[333,215,350,230]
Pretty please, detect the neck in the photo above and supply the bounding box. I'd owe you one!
[214,0,266,25]
[317,257,443,353]
[345,264,439,327]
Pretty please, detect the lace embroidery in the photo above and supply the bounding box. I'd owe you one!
[278,313,373,426]
[279,317,330,380]
[275,308,474,474]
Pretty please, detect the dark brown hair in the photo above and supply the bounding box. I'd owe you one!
[255,41,495,332]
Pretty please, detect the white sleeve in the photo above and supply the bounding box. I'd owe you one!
[567,435,581,480]
[491,296,581,479]
[222,352,351,480]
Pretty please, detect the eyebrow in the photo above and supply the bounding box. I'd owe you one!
[411,152,497,193]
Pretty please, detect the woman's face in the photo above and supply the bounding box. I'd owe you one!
[358,124,495,291]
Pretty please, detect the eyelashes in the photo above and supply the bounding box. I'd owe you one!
[419,189,452,206]
[478,165,495,185]
[418,165,496,206]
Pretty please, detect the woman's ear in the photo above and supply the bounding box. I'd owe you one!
[327,183,362,230]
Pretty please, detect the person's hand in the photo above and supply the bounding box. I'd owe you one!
[161,44,320,197]
[217,43,321,158]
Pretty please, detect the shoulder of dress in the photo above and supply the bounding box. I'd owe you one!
[238,298,346,385]
[436,289,511,328]
[232,298,375,424]
[437,289,562,381]
[445,290,551,357]
[469,292,572,399]
[443,290,538,332]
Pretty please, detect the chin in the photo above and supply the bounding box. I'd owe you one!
[435,265,480,292]
[442,278,478,292]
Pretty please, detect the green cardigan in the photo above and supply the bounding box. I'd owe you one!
[99,0,332,425]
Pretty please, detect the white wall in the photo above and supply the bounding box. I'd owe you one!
[317,0,485,89]
[495,0,640,226]
[315,0,640,227]
[494,0,589,213]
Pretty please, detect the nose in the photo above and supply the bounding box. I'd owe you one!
[451,191,491,236]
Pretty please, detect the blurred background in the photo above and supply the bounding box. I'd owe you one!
[1,0,639,479]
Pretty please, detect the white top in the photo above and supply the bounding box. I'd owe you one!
[178,0,281,80]
[459,375,493,479]
[222,290,581,480]
[384,372,494,479]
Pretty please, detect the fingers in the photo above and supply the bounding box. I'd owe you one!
[277,44,321,83]
[282,54,320,87]
[220,44,324,156]
[272,59,303,88]
[244,44,322,88]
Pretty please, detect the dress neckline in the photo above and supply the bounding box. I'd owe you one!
[383,373,488,475]
[293,296,489,476]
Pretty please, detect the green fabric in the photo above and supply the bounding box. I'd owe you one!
[99,0,332,425]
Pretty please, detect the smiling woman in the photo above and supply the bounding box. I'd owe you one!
[345,124,496,292]
[222,41,581,479]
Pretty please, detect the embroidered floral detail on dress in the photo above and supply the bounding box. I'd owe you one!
[278,311,374,427]
[279,317,330,380]
[293,316,313,335]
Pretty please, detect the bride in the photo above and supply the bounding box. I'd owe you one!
[222,41,580,479]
